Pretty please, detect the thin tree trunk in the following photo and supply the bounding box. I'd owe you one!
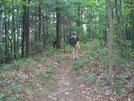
[22,0,26,58]
[42,15,46,48]
[25,0,30,57]
[115,0,124,72]
[106,0,114,84]
[4,1,8,63]
[12,2,17,59]
[130,10,134,49]
[16,6,20,59]
[56,7,61,48]
[77,3,81,27]
[39,4,41,41]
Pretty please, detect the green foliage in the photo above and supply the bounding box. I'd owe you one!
[111,77,128,96]
[44,67,55,78]
[46,45,56,56]
[1,63,12,71]
[1,0,134,65]
[72,58,88,71]
[72,39,133,98]
[62,55,69,60]
[0,48,58,100]
[0,71,8,78]
[96,47,108,55]
[123,49,132,57]
[116,89,125,96]
[12,82,22,93]
[114,56,125,65]
[72,40,106,72]
[95,80,102,87]
[85,73,95,84]
[122,40,132,48]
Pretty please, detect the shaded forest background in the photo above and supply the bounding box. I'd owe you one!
[0,0,134,100]
[0,0,134,65]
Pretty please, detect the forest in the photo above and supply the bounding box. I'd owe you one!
[0,0,134,101]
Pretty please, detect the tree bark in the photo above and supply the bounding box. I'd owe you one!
[77,3,81,27]
[106,0,114,84]
[4,1,8,62]
[114,0,123,72]
[25,0,30,57]
[55,7,61,48]
[22,0,30,58]
[12,2,17,59]
[22,0,26,58]
[130,10,134,49]
[39,4,41,41]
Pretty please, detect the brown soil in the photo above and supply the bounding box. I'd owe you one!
[45,54,85,101]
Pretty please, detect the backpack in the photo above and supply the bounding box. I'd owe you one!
[69,37,77,46]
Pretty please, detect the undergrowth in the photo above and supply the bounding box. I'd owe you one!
[0,46,57,101]
[73,39,134,97]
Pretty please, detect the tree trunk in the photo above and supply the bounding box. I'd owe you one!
[87,9,93,40]
[39,4,41,41]
[4,1,8,63]
[106,0,114,84]
[16,6,20,59]
[42,15,46,48]
[55,7,61,48]
[130,10,134,49]
[22,0,30,58]
[115,0,124,72]
[25,0,30,57]
[22,0,26,58]
[12,2,17,59]
[77,3,81,27]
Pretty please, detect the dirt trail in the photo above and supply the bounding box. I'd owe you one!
[26,52,134,101]
[46,55,84,101]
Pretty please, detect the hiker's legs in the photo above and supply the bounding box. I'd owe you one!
[71,45,79,59]
[75,50,78,58]
[71,46,75,59]
[73,47,79,59]
[75,44,79,58]
[72,50,75,59]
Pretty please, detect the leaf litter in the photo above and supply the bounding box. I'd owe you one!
[0,46,134,101]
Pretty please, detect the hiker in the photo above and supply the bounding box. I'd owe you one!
[69,31,80,59]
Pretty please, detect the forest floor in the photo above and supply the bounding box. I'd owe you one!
[36,54,134,101]
[0,41,134,101]
[42,53,84,101]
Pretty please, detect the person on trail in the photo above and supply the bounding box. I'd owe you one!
[69,31,80,59]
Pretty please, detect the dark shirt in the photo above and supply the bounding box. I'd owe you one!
[76,37,79,41]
